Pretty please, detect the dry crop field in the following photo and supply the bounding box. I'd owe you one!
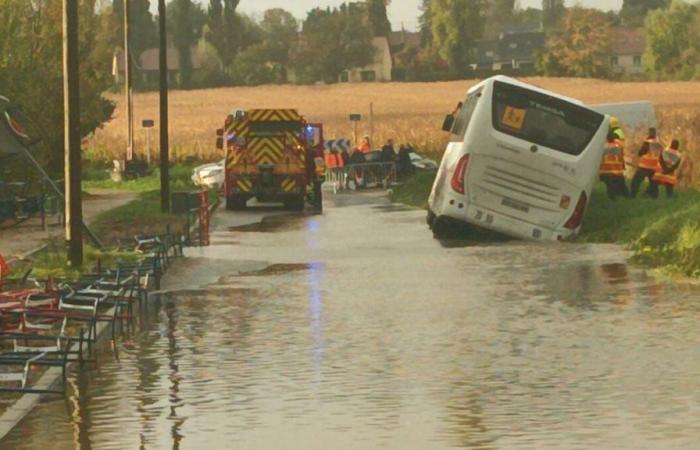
[89,78,700,186]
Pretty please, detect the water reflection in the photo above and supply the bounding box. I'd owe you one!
[3,201,700,449]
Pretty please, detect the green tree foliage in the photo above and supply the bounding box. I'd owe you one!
[537,7,612,78]
[419,0,433,47]
[367,0,392,37]
[229,9,298,85]
[485,0,515,37]
[111,0,158,61]
[430,0,485,76]
[621,0,670,26]
[643,1,700,79]
[168,0,206,88]
[205,0,225,60]
[292,5,375,84]
[542,0,565,29]
[0,0,115,177]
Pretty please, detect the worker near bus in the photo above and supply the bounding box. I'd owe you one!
[610,116,625,146]
[631,127,663,198]
[381,139,396,162]
[652,139,682,199]
[599,130,628,200]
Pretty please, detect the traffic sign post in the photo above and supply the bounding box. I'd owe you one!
[349,113,362,146]
[142,119,155,165]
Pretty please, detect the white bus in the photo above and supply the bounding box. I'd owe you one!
[427,76,610,241]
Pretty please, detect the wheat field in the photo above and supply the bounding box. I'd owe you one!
[89,78,700,186]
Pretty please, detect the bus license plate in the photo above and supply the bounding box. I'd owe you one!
[502,198,529,213]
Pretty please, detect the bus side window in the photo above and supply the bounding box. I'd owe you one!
[450,90,481,143]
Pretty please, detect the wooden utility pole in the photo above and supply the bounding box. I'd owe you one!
[159,0,170,212]
[63,0,83,266]
[124,0,134,161]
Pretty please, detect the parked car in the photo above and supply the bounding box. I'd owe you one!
[409,152,438,170]
[192,159,225,190]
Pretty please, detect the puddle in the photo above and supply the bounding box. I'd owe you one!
[229,215,305,233]
[235,263,316,277]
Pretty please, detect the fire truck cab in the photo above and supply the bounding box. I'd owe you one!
[216,109,325,212]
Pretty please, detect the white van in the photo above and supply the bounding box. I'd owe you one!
[427,76,609,241]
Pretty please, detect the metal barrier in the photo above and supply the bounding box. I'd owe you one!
[326,162,397,192]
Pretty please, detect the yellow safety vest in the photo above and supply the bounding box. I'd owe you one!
[653,148,681,186]
[600,141,625,177]
[638,138,662,171]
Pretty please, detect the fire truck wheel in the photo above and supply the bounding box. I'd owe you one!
[227,196,248,211]
[285,196,305,212]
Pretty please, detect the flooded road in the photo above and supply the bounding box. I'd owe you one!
[4,192,700,449]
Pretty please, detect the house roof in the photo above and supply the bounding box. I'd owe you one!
[113,46,202,73]
[389,30,421,50]
[476,31,545,65]
[610,27,646,55]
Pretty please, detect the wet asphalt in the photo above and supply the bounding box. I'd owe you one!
[2,191,700,449]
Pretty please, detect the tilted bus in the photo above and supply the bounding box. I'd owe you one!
[428,76,609,241]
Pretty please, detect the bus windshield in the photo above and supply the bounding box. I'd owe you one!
[492,81,604,156]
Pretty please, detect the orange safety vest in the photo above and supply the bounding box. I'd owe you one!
[653,147,682,186]
[325,152,344,169]
[638,138,663,171]
[599,140,625,177]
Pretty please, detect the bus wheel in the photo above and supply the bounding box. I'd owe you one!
[285,196,305,212]
[431,216,454,239]
[426,210,436,228]
[227,195,247,211]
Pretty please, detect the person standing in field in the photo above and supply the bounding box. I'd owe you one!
[599,130,629,200]
[652,139,682,199]
[631,127,663,198]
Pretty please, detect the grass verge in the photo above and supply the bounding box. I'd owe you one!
[82,164,197,192]
[392,172,700,276]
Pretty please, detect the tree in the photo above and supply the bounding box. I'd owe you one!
[419,0,432,47]
[111,0,158,62]
[542,0,565,30]
[205,0,225,59]
[293,6,375,83]
[0,0,114,177]
[621,0,670,26]
[485,0,516,37]
[229,8,298,85]
[168,0,206,88]
[538,7,612,78]
[643,1,699,79]
[430,0,485,76]
[367,0,391,37]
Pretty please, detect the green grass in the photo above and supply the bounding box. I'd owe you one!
[90,190,190,244]
[392,172,700,276]
[6,239,142,281]
[82,164,197,192]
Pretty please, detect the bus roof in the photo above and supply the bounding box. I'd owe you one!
[467,76,586,107]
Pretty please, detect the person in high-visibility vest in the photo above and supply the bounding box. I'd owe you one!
[631,127,663,198]
[610,116,625,146]
[652,139,682,199]
[599,130,629,200]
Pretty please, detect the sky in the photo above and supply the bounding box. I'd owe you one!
[152,1,625,31]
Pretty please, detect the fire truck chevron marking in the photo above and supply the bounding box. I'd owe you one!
[237,179,252,192]
[282,178,297,192]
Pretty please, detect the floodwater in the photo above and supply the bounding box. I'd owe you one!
[3,192,700,449]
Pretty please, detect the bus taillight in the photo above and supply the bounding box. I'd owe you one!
[564,191,588,230]
[450,154,471,194]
